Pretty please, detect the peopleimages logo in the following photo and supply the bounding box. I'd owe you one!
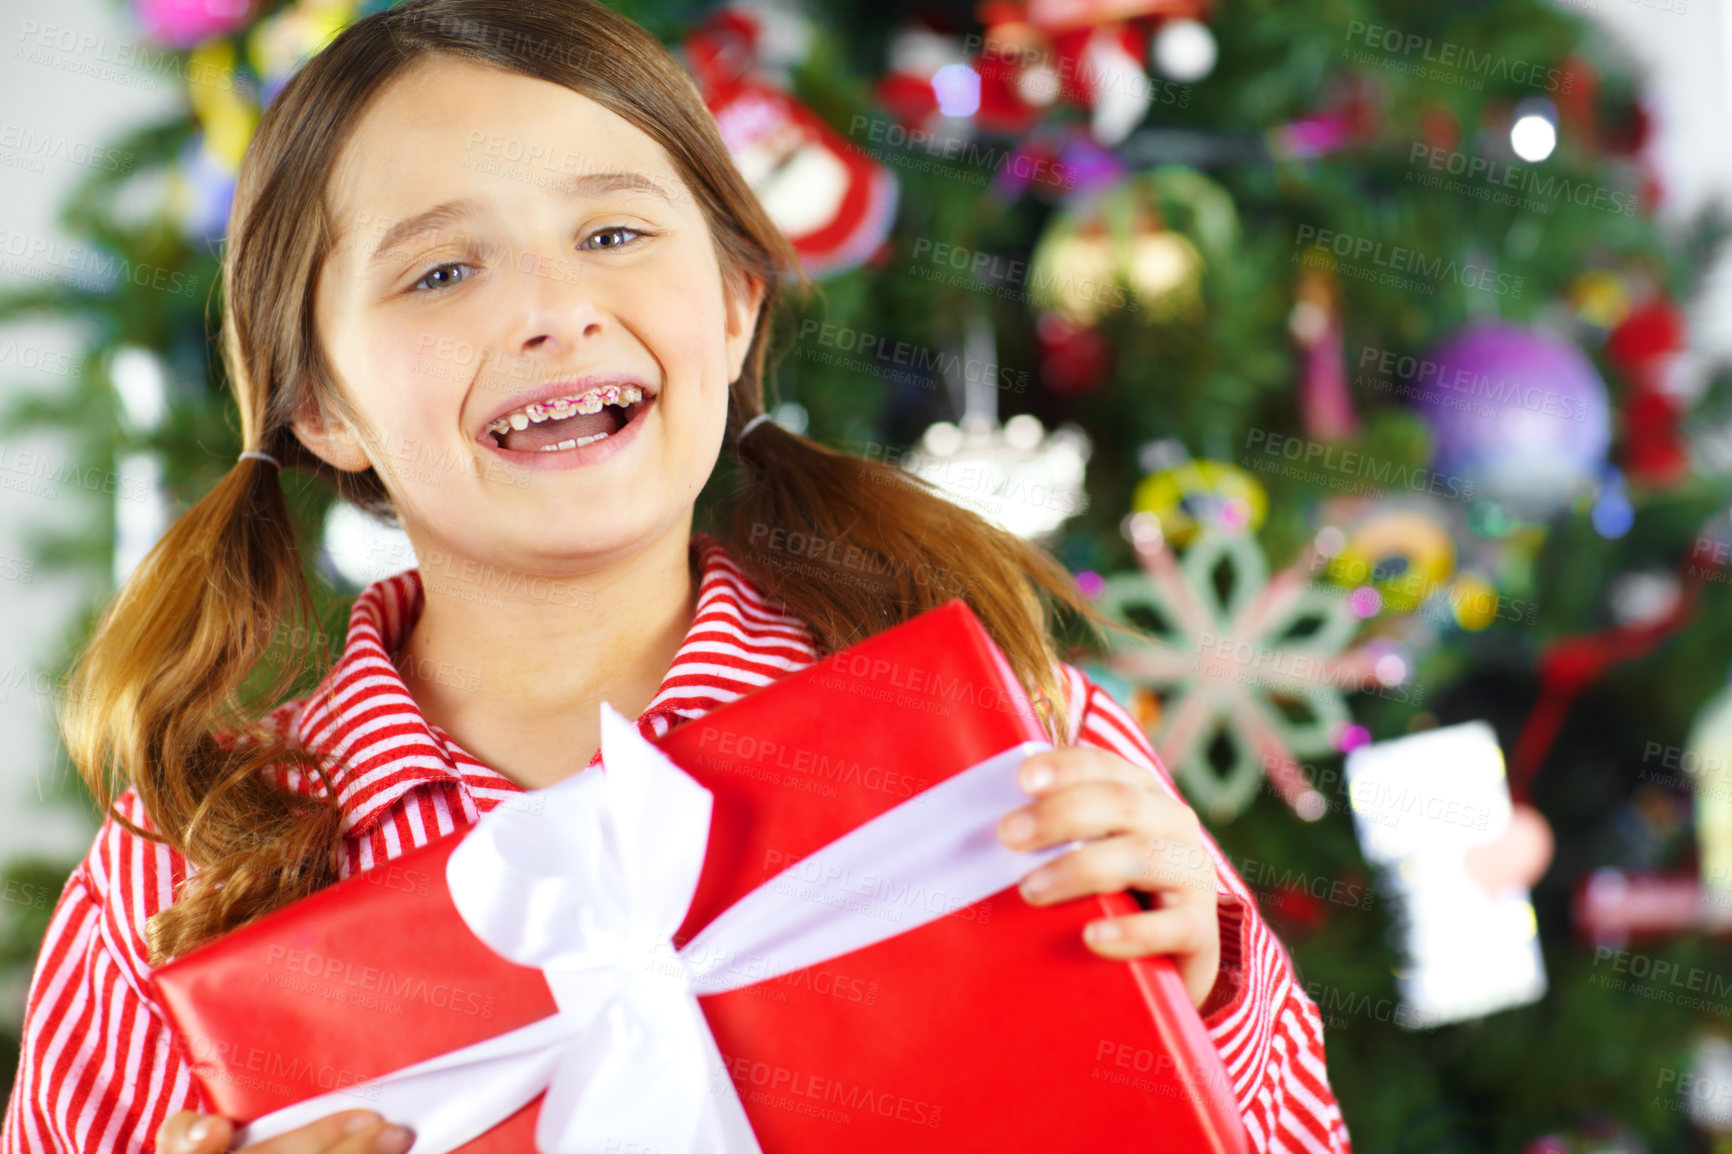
[1242,429,1477,502]
[1341,20,1572,93]
[1294,224,1525,299]
[1407,143,1639,218]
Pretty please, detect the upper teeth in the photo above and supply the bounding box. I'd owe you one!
[485,384,644,437]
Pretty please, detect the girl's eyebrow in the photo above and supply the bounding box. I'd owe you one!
[363,170,675,267]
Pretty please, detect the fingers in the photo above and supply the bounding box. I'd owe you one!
[1017,832,1217,907]
[1079,904,1223,1008]
[999,774,1201,855]
[158,1111,233,1154]
[243,1111,415,1154]
[1015,747,1167,798]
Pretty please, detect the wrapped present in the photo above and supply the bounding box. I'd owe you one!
[154,600,1248,1153]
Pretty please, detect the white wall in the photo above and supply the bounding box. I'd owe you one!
[0,0,180,864]
[1566,0,1732,367]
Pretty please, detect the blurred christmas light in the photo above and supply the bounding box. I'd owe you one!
[1150,19,1217,83]
[1591,467,1634,538]
[1336,723,1372,753]
[931,63,981,117]
[1348,586,1382,618]
[1510,97,1558,163]
[1314,525,1347,558]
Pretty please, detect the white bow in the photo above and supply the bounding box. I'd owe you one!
[235,702,1064,1154]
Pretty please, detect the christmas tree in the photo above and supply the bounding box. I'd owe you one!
[4,0,1731,1148]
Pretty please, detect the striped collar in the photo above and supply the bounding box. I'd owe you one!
[284,530,819,837]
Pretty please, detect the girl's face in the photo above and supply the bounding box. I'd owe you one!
[298,56,761,571]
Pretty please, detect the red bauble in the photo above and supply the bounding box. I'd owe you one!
[1606,299,1690,488]
[1267,882,1328,933]
[1418,105,1459,152]
[1036,310,1112,394]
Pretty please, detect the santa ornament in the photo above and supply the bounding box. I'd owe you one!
[685,7,899,278]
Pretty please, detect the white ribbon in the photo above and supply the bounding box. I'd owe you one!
[235,702,1065,1154]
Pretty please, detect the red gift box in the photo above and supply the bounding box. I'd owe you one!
[154,600,1248,1153]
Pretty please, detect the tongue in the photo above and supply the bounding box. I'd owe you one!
[500,407,621,452]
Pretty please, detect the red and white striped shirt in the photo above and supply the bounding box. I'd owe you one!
[4,531,1351,1153]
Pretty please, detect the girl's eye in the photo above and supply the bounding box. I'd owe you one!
[408,228,644,292]
[582,226,646,251]
[411,263,472,293]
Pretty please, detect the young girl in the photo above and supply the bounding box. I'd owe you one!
[2,2,1351,1151]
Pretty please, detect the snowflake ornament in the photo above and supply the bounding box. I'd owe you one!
[1092,518,1406,822]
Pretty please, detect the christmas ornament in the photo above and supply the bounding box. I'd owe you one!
[1449,573,1500,631]
[168,37,261,242]
[1319,504,1456,616]
[185,38,257,170]
[1682,1035,1732,1135]
[1574,868,1732,943]
[1267,77,1383,161]
[1418,103,1460,152]
[1034,310,1113,395]
[1264,880,1328,935]
[1345,721,1548,1028]
[995,126,1126,204]
[170,136,241,245]
[876,24,1012,135]
[134,0,254,49]
[959,4,1215,147]
[1019,0,1209,30]
[1078,23,1157,145]
[901,308,1090,541]
[1416,322,1612,523]
[1028,166,1229,325]
[1566,269,1633,334]
[1130,458,1266,547]
[904,415,1090,541]
[1605,298,1692,488]
[1607,569,1681,628]
[1688,679,1732,918]
[1590,465,1635,539]
[1148,17,1215,82]
[1091,521,1393,820]
[1290,265,1356,442]
[247,0,359,106]
[686,11,898,278]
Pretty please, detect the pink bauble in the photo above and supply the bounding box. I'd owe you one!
[135,0,254,48]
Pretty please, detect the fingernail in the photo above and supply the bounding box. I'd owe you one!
[1021,869,1051,898]
[376,1125,415,1154]
[1086,919,1121,943]
[346,1113,382,1134]
[1023,762,1053,791]
[186,1119,210,1147]
[1002,813,1036,845]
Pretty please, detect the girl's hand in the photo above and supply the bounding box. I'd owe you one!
[156,1109,415,1154]
[997,747,1223,1010]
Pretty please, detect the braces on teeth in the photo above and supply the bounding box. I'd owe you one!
[485,383,645,447]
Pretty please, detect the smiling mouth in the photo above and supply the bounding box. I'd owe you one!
[484,384,647,452]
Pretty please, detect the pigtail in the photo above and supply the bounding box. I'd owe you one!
[58,451,344,966]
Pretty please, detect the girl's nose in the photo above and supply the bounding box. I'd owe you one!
[505,246,609,353]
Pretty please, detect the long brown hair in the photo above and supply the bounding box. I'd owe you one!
[60,0,1129,966]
